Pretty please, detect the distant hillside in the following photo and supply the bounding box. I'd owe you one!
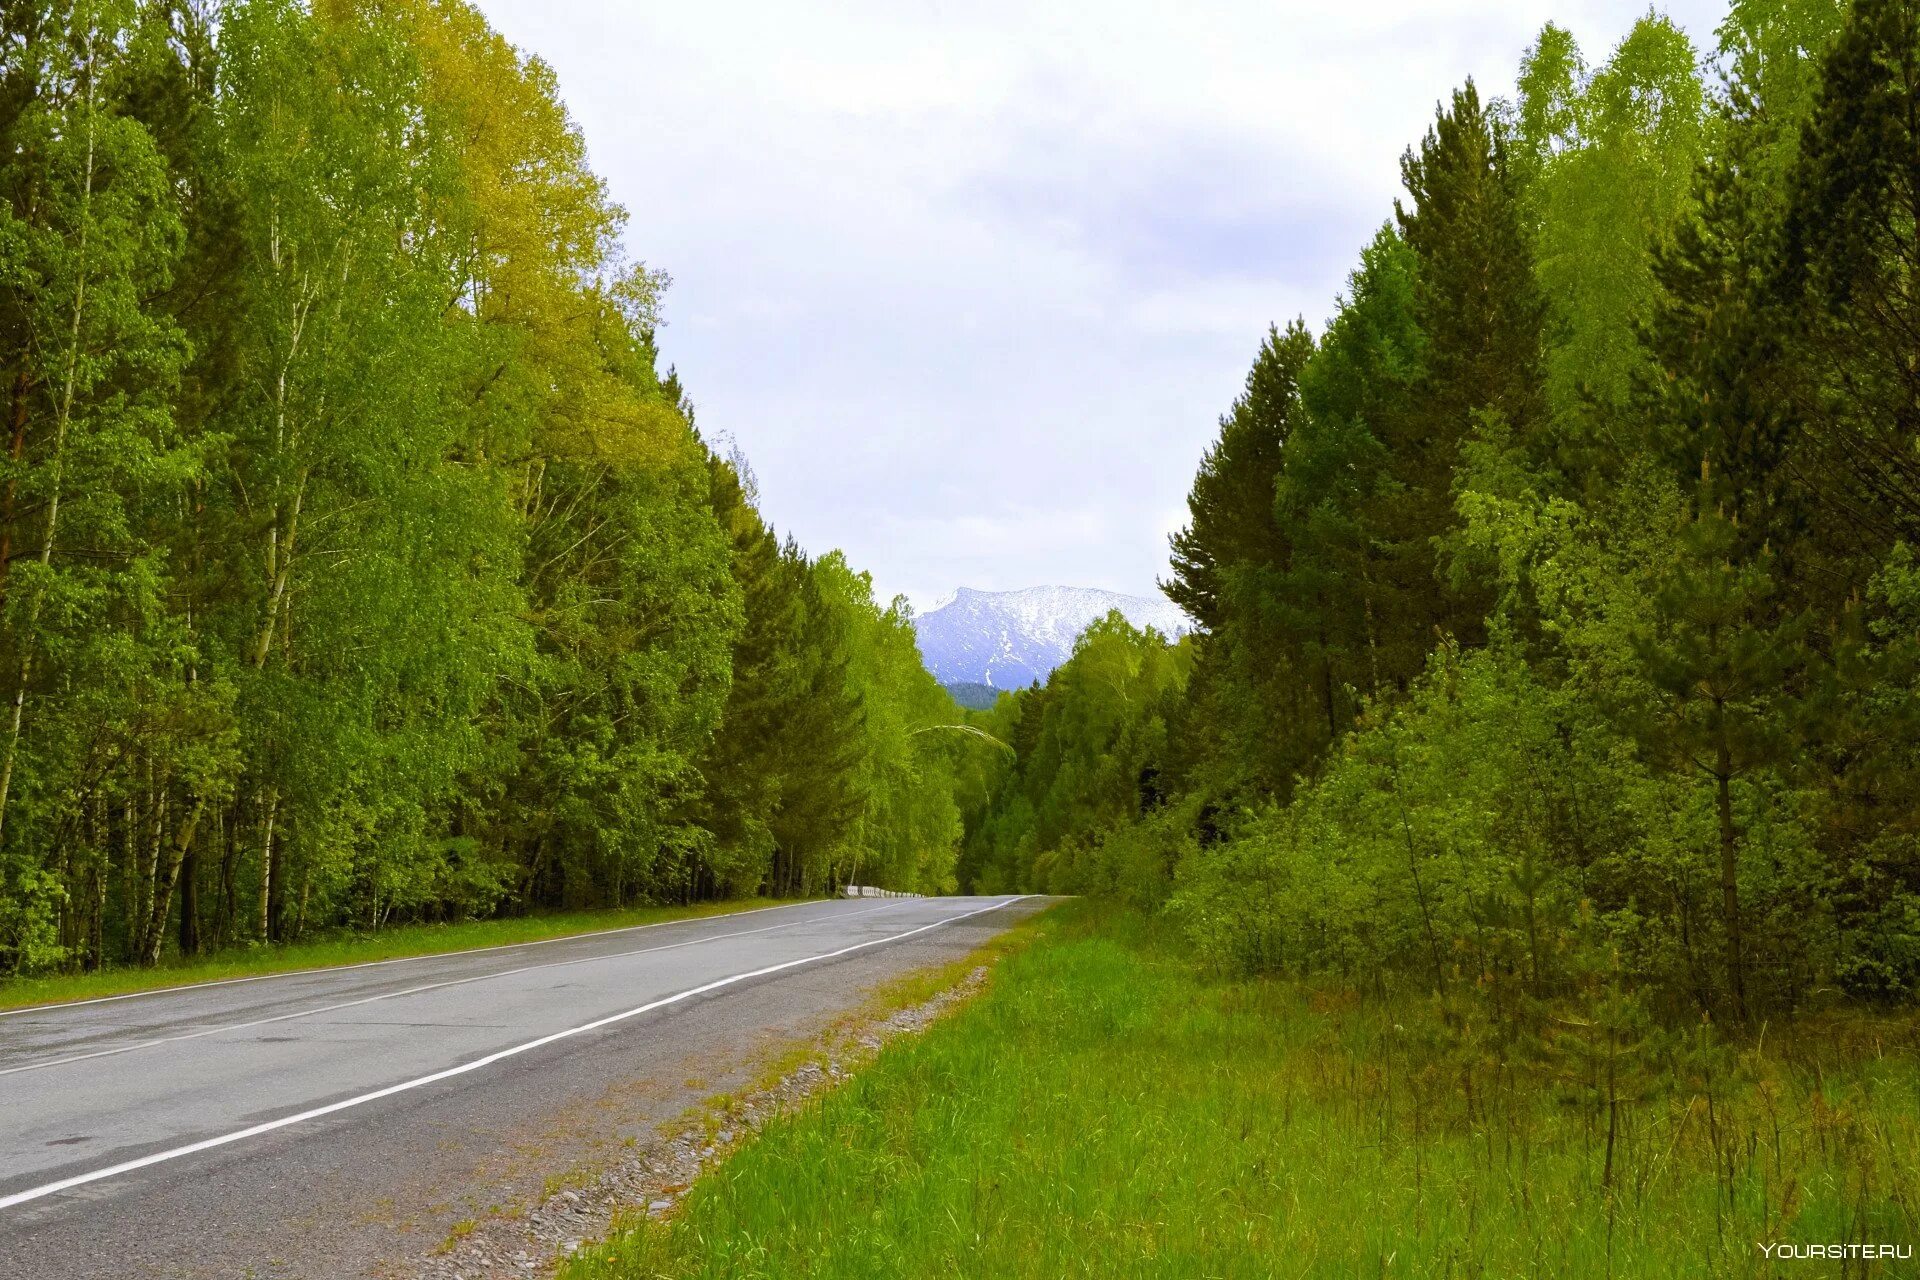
[914,586,1190,690]
[943,681,1005,710]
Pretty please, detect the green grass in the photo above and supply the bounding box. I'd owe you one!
[563,900,1920,1280]
[0,897,782,1012]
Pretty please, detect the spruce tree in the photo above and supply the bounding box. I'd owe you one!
[765,549,867,895]
[1636,54,1831,1020]
[691,449,808,895]
[1287,226,1421,710]
[1768,0,1920,1001]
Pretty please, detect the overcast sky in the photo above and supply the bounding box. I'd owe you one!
[473,0,1726,612]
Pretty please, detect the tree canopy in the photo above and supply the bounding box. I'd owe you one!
[0,0,973,973]
[969,0,1920,1028]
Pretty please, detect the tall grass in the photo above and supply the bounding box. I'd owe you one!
[566,901,1920,1279]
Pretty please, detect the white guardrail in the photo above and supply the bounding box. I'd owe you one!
[842,885,923,898]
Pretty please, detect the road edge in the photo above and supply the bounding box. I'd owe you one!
[409,897,1056,1280]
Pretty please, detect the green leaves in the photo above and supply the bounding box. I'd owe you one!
[1517,16,1706,458]
[0,0,975,973]
[990,0,1920,1040]
[0,0,198,969]
[963,611,1191,898]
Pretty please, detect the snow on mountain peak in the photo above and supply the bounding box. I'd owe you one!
[911,586,1190,690]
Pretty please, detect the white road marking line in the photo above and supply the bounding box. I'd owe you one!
[0,898,848,1019]
[0,903,910,1077]
[0,895,1025,1212]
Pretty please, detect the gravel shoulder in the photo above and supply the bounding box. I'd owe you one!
[415,947,1023,1280]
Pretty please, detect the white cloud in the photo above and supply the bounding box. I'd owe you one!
[474,0,1730,603]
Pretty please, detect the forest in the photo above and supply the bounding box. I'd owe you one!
[964,0,1920,1029]
[0,0,998,975]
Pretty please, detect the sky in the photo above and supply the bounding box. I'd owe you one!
[473,0,1728,613]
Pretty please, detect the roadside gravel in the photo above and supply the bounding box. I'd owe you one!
[413,966,993,1280]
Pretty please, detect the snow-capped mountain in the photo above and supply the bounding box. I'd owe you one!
[912,586,1190,691]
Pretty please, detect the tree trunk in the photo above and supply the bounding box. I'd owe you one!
[143,798,206,966]
[258,790,279,942]
[0,34,99,848]
[216,806,237,948]
[0,368,29,608]
[1715,715,1748,1021]
[178,837,201,957]
[129,780,167,964]
[90,847,105,972]
[1388,744,1448,999]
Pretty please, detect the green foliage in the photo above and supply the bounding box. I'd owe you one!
[940,681,1000,710]
[0,0,970,977]
[0,0,202,967]
[1773,0,1920,542]
[975,0,1920,1052]
[962,611,1189,898]
[1397,80,1547,459]
[1166,320,1322,797]
[1514,17,1706,456]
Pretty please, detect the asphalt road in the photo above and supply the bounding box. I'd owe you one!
[0,893,1041,1278]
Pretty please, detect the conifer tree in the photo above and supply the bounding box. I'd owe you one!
[1385,80,1548,651]
[690,449,805,895]
[1773,0,1920,545]
[1164,320,1315,798]
[1164,320,1313,633]
[1395,81,1548,456]
[765,550,867,894]
[1286,226,1421,706]
[1766,0,1920,1001]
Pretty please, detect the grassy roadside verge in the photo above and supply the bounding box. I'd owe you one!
[562,899,1920,1280]
[422,906,1053,1275]
[693,906,1049,1129]
[0,897,783,1012]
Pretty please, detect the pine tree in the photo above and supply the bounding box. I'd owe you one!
[1395,80,1548,459]
[1382,80,1548,655]
[1773,0,1920,545]
[1634,48,1838,1020]
[1163,320,1316,798]
[1631,465,1806,1020]
[1164,320,1314,632]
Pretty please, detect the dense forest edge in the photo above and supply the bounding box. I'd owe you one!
[0,0,1003,977]
[962,0,1920,1035]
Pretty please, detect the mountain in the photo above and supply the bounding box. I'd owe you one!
[913,586,1191,692]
